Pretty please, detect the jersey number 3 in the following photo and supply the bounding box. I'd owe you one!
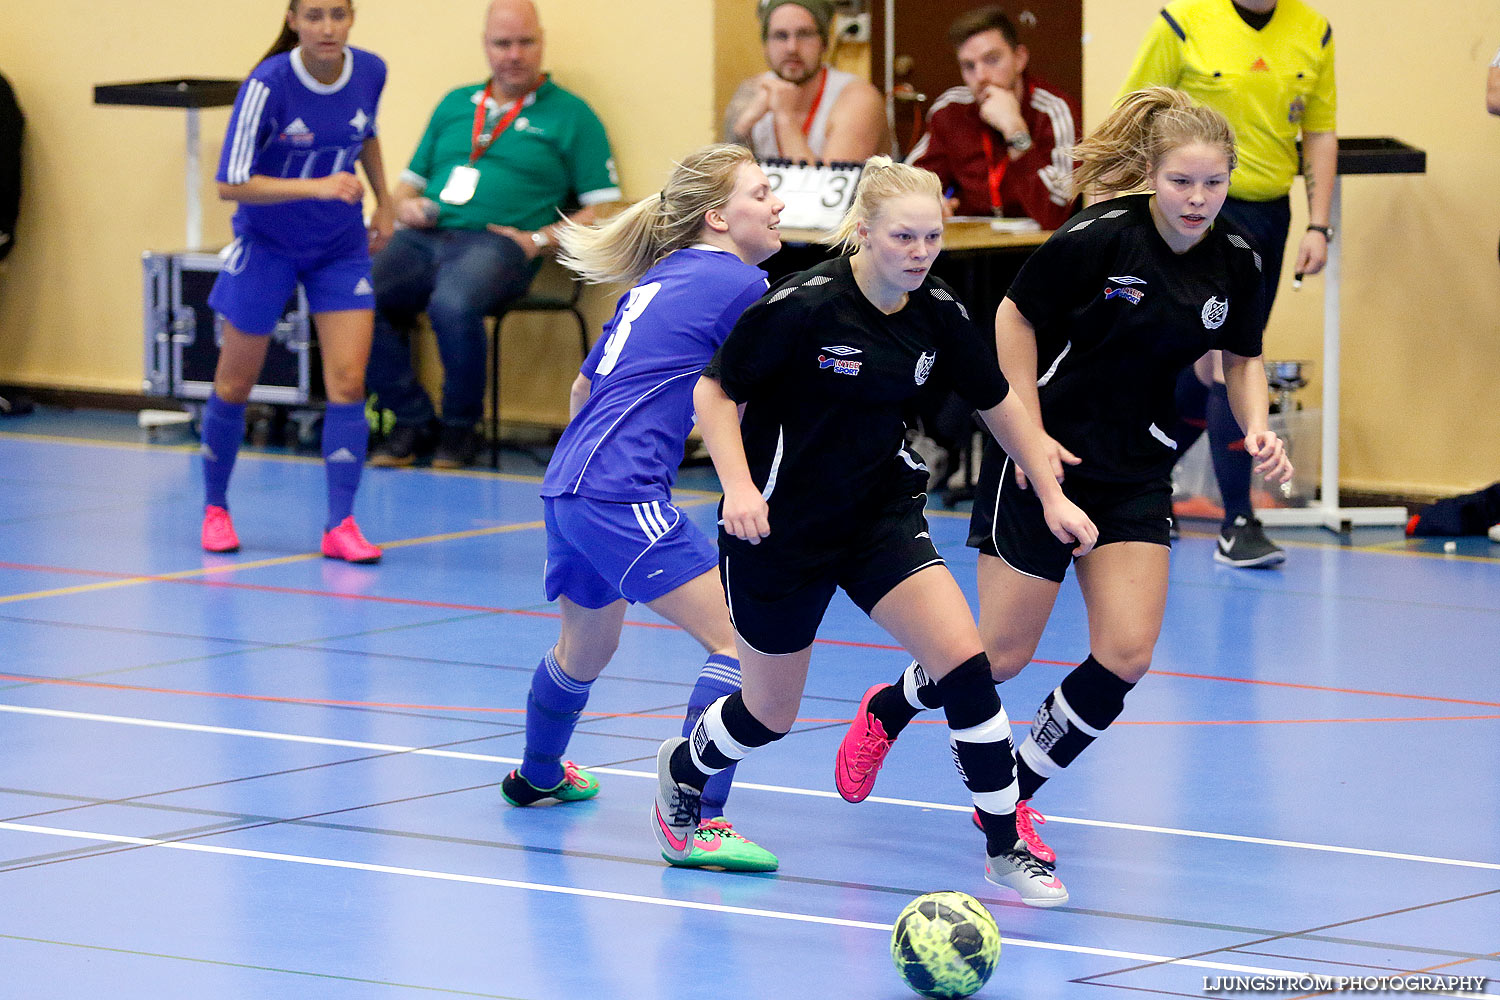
[595,282,662,377]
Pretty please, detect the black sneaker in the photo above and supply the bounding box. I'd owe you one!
[368,419,439,468]
[432,423,481,469]
[1214,515,1285,568]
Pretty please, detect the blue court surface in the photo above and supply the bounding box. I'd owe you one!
[1,419,1497,1000]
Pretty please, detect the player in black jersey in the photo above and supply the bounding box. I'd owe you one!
[841,89,1293,872]
[649,156,1098,907]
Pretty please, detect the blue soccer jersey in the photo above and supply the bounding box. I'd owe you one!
[215,46,386,254]
[541,247,768,503]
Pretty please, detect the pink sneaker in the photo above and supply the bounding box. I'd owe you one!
[201,505,240,553]
[835,684,895,803]
[321,516,382,564]
[970,799,1056,864]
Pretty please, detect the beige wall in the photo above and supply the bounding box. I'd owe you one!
[2,0,1498,495]
[1087,0,1500,496]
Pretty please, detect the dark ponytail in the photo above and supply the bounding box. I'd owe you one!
[259,1,300,67]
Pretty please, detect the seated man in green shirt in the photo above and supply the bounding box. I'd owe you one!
[367,0,620,467]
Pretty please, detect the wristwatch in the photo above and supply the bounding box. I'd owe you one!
[1005,131,1033,153]
[530,229,551,251]
[1307,224,1333,240]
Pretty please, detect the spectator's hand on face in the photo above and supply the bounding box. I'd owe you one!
[976,85,1024,137]
[765,76,802,123]
[943,196,959,218]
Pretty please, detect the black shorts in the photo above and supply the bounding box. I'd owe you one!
[967,440,1171,583]
[720,494,944,655]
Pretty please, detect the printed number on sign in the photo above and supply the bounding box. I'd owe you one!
[595,282,662,377]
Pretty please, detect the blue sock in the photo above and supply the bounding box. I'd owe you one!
[682,653,742,820]
[201,393,247,510]
[519,648,594,790]
[1207,381,1253,522]
[322,401,369,530]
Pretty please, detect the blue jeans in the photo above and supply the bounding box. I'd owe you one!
[366,227,536,427]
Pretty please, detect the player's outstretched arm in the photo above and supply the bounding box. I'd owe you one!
[693,376,770,544]
[1221,351,1293,485]
[978,392,1097,556]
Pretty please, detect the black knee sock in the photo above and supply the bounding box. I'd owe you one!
[1172,367,1210,454]
[1016,655,1136,800]
[937,653,1019,857]
[1207,381,1253,523]
[670,692,783,791]
[868,660,942,738]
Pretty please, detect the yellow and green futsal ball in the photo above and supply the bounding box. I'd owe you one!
[890,891,1002,999]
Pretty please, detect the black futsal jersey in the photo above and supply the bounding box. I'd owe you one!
[704,255,1010,559]
[1007,193,1265,484]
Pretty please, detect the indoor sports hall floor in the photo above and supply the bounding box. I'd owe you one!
[2,415,1497,1000]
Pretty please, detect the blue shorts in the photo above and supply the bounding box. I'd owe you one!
[543,495,718,609]
[208,229,373,335]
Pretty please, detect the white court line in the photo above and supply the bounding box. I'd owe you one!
[0,820,1369,985]
[4,702,1499,873]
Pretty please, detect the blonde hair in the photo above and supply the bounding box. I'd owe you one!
[557,144,756,286]
[829,155,944,254]
[1070,86,1237,198]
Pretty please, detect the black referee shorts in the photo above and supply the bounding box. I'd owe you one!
[967,440,1172,583]
[720,494,944,656]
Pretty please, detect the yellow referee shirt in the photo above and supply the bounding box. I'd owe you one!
[1117,0,1336,202]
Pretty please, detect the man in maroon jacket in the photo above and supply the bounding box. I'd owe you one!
[907,6,1079,229]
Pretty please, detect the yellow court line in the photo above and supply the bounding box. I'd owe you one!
[0,520,547,606]
[6,431,1495,561]
[0,494,722,607]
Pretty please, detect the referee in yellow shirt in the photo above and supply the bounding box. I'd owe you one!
[1119,0,1335,568]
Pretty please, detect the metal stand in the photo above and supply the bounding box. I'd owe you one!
[1256,138,1424,534]
[94,79,241,252]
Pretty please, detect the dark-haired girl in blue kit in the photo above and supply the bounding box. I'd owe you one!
[200,0,392,563]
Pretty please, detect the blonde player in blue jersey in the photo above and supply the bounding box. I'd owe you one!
[200,0,392,563]
[499,144,784,872]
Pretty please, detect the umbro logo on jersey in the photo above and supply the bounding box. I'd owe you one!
[1107,275,1146,285]
[1201,296,1229,330]
[353,278,373,296]
[819,355,862,375]
[821,345,862,356]
[280,118,315,146]
[326,448,360,463]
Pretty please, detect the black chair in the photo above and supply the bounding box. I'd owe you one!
[487,261,590,468]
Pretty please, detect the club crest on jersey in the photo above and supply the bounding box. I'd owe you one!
[819,354,862,375]
[914,351,936,386]
[1104,285,1144,305]
[1288,95,1306,125]
[1201,296,1229,330]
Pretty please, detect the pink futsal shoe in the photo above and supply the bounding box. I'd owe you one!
[321,516,382,564]
[974,799,1056,864]
[835,684,896,803]
[201,505,240,553]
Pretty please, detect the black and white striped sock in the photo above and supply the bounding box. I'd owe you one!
[1016,655,1136,800]
[670,692,783,789]
[937,652,1019,856]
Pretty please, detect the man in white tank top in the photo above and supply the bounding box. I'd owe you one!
[722,0,889,164]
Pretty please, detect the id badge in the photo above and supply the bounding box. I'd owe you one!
[439,165,480,205]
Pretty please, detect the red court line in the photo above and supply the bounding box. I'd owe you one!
[3,673,1499,729]
[5,561,1497,709]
